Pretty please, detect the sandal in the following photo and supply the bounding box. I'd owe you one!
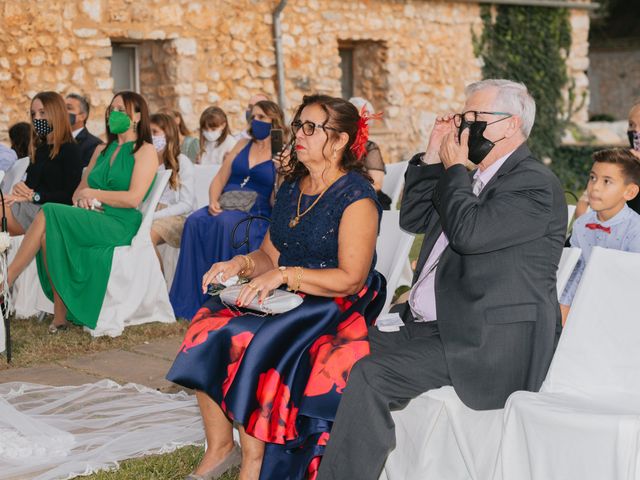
[48,322,69,334]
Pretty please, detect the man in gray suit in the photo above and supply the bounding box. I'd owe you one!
[318,79,567,480]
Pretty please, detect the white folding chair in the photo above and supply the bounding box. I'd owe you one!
[1,157,29,195]
[381,160,408,210]
[193,164,220,209]
[375,210,414,314]
[381,247,579,480]
[92,170,175,337]
[499,247,640,480]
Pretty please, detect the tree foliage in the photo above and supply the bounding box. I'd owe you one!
[474,5,572,161]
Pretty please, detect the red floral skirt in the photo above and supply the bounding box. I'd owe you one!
[167,272,385,479]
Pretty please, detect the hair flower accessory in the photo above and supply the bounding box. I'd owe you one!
[351,106,383,161]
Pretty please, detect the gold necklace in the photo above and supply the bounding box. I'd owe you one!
[289,175,341,228]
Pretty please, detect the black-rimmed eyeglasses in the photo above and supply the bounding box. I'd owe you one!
[291,120,338,136]
[453,110,512,127]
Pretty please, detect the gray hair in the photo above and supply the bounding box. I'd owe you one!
[349,97,374,115]
[465,79,536,138]
[66,93,90,121]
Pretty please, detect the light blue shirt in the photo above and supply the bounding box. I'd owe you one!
[0,144,17,172]
[561,204,640,305]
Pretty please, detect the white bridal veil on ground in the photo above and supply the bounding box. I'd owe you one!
[0,380,204,480]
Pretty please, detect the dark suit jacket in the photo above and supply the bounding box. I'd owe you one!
[397,143,567,410]
[75,127,103,167]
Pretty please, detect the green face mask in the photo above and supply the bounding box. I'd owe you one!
[108,110,132,134]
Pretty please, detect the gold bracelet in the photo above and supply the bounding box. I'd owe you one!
[293,266,303,292]
[237,255,254,277]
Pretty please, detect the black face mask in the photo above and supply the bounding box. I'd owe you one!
[33,118,53,137]
[458,120,506,165]
[628,130,640,151]
[69,113,77,127]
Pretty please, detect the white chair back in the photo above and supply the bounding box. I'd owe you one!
[193,164,220,209]
[543,247,640,396]
[567,204,576,231]
[134,170,171,242]
[556,247,581,301]
[375,210,415,313]
[2,157,29,195]
[381,160,408,210]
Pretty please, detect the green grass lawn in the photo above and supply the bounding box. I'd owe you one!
[80,445,239,480]
[0,316,187,370]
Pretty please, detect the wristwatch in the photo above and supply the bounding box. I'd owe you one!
[32,192,41,203]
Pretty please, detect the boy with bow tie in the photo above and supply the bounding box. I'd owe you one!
[560,148,640,325]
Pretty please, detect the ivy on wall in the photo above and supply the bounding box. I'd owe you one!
[473,5,572,162]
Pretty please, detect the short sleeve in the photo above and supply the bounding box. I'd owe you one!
[363,142,386,173]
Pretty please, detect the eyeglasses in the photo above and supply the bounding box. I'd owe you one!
[453,110,512,127]
[291,120,338,136]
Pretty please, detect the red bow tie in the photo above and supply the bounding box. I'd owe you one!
[585,223,611,234]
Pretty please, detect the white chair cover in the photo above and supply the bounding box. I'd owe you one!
[8,236,54,319]
[375,210,414,314]
[1,157,29,195]
[556,247,581,300]
[158,243,180,290]
[567,204,577,229]
[92,170,175,337]
[193,164,220,209]
[499,247,640,480]
[381,160,408,210]
[0,380,203,480]
[381,247,581,480]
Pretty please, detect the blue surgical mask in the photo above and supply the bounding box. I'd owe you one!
[251,119,272,140]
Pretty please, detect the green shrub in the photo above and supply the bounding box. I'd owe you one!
[474,5,572,161]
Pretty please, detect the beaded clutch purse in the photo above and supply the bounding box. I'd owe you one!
[219,285,303,315]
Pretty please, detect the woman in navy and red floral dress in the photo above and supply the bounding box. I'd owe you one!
[167,94,386,480]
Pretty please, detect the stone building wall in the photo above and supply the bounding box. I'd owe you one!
[0,0,591,163]
[588,41,640,120]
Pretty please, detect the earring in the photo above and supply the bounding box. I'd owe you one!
[132,121,137,131]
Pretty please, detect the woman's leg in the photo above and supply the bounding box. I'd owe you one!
[7,210,45,285]
[40,232,68,327]
[4,201,25,236]
[193,391,236,475]
[238,426,264,480]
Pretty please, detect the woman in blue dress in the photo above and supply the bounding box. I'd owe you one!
[169,101,286,319]
[167,94,386,480]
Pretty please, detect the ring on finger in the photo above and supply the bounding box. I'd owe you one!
[247,283,258,290]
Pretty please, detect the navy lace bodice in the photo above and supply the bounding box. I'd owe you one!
[270,171,381,271]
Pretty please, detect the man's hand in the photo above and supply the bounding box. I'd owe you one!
[439,125,469,170]
[423,114,455,164]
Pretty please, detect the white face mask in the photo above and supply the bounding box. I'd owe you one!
[203,129,222,143]
[152,134,167,152]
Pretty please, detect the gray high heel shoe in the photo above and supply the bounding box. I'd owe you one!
[185,443,241,480]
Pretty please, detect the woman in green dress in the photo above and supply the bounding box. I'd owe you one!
[6,91,158,333]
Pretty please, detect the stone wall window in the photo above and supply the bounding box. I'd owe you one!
[338,40,388,111]
[339,46,354,99]
[111,43,140,93]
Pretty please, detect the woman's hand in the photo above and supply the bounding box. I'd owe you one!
[208,199,223,216]
[75,198,93,209]
[201,257,244,294]
[4,194,28,207]
[12,182,34,199]
[236,268,285,307]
